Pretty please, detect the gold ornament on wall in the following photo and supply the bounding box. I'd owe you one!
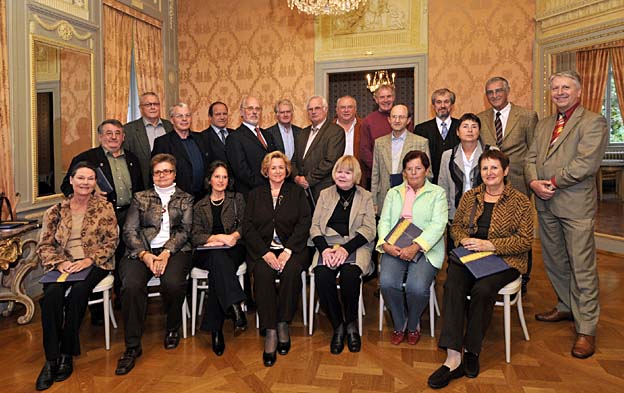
[288,0,367,16]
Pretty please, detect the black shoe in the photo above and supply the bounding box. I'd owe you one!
[55,354,73,382]
[115,347,142,375]
[231,304,247,333]
[427,364,464,389]
[263,351,277,367]
[90,313,104,326]
[164,330,180,350]
[346,332,361,353]
[464,352,480,378]
[330,327,345,355]
[212,330,225,356]
[35,361,58,391]
[277,338,291,355]
[245,299,257,313]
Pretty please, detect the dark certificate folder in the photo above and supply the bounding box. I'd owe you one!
[39,266,94,284]
[383,217,423,262]
[451,246,509,279]
[318,244,356,266]
[195,244,232,251]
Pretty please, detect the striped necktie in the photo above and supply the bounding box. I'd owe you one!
[495,111,503,147]
[549,113,565,150]
[440,122,448,140]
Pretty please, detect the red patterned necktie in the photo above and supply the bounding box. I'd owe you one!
[549,113,565,150]
[255,127,267,149]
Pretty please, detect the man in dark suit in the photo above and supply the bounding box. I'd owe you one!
[152,103,212,201]
[291,95,345,203]
[61,119,144,320]
[265,99,301,161]
[226,95,276,196]
[414,88,460,184]
[123,92,173,189]
[526,71,609,359]
[202,101,234,164]
[334,95,365,187]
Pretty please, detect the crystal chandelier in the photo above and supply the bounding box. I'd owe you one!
[366,70,396,93]
[288,0,367,16]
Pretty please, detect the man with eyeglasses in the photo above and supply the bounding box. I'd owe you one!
[226,95,277,196]
[201,101,234,164]
[152,103,212,201]
[123,92,173,189]
[371,104,430,215]
[291,95,345,203]
[265,99,301,160]
[478,76,538,293]
[61,119,144,322]
[414,88,461,184]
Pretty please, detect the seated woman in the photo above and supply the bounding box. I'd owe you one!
[243,151,311,367]
[36,162,118,391]
[310,156,376,354]
[191,161,247,356]
[115,153,193,376]
[377,150,448,346]
[428,149,533,389]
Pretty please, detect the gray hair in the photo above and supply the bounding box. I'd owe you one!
[485,76,510,92]
[274,98,294,113]
[549,70,582,89]
[430,88,456,105]
[306,95,328,109]
[336,95,357,108]
[169,102,190,118]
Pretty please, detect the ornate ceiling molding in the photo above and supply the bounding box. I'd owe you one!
[33,14,92,41]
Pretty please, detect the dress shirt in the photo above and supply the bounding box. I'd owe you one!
[391,130,408,173]
[435,117,452,139]
[338,119,357,156]
[491,103,512,136]
[143,118,166,150]
[278,123,296,159]
[103,147,132,206]
[211,125,229,143]
[303,119,327,158]
[460,146,477,193]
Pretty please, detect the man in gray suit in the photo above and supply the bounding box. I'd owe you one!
[526,71,609,359]
[123,92,173,188]
[292,95,345,203]
[265,99,301,160]
[371,104,430,215]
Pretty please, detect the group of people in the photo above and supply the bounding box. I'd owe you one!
[34,69,608,391]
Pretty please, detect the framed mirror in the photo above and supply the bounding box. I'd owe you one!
[30,36,95,201]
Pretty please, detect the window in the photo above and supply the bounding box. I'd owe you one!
[602,60,623,144]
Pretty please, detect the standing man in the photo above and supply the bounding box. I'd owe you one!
[414,88,460,184]
[265,99,301,160]
[292,95,345,203]
[371,104,430,214]
[202,101,234,164]
[526,71,608,359]
[123,92,173,189]
[478,77,538,293]
[226,95,276,196]
[152,103,212,200]
[335,95,364,186]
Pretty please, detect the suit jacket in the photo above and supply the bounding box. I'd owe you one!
[414,117,460,184]
[478,104,538,195]
[370,132,431,212]
[123,118,173,189]
[152,130,212,199]
[226,124,276,196]
[291,121,346,201]
[525,105,608,219]
[191,191,245,246]
[61,146,144,208]
[265,123,302,158]
[201,126,236,164]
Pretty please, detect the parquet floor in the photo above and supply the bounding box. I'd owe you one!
[2,241,623,392]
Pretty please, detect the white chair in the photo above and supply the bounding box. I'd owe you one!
[467,275,530,363]
[147,276,189,339]
[379,280,440,337]
[256,270,308,328]
[86,274,118,350]
[307,268,366,336]
[190,262,247,336]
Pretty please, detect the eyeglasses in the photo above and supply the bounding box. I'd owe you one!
[153,169,175,176]
[140,102,160,107]
[486,88,506,96]
[103,130,122,137]
[244,106,262,112]
[173,113,192,119]
[390,115,407,120]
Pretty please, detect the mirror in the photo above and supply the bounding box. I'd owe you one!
[31,38,94,200]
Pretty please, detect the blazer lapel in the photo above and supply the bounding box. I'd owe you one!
[137,122,152,159]
[306,121,330,157]
[547,108,582,159]
[482,110,495,141]
[504,106,520,141]
[380,137,393,174]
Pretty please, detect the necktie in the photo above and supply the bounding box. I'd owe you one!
[549,113,566,150]
[440,122,448,140]
[255,127,267,149]
[495,112,503,147]
[219,129,227,144]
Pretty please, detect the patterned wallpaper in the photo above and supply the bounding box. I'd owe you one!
[427,0,536,117]
[177,0,315,131]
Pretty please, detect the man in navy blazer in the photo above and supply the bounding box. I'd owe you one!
[265,98,301,161]
[202,101,235,164]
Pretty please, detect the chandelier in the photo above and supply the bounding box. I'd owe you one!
[366,70,396,93]
[287,0,367,16]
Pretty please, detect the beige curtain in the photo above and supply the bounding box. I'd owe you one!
[610,45,624,118]
[103,5,133,121]
[576,48,609,113]
[0,0,16,219]
[134,20,164,105]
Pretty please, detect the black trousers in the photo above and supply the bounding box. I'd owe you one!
[119,251,191,348]
[40,266,109,360]
[438,261,519,354]
[314,264,362,330]
[194,245,246,331]
[252,249,307,330]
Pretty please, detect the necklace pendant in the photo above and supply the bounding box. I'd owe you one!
[342,201,349,210]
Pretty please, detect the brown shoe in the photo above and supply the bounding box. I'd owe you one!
[535,308,573,322]
[572,334,595,359]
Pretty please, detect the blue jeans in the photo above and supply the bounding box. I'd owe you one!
[380,253,438,331]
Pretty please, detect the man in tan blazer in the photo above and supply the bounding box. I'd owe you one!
[526,71,609,359]
[371,104,430,214]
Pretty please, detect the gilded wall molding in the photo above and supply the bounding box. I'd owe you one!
[536,0,624,36]
[33,0,90,20]
[33,14,92,41]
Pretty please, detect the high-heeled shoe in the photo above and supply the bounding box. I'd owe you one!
[277,338,291,355]
[263,350,277,367]
[212,330,225,356]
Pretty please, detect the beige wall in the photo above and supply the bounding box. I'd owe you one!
[177,0,314,131]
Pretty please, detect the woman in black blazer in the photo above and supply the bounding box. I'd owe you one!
[243,151,311,367]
